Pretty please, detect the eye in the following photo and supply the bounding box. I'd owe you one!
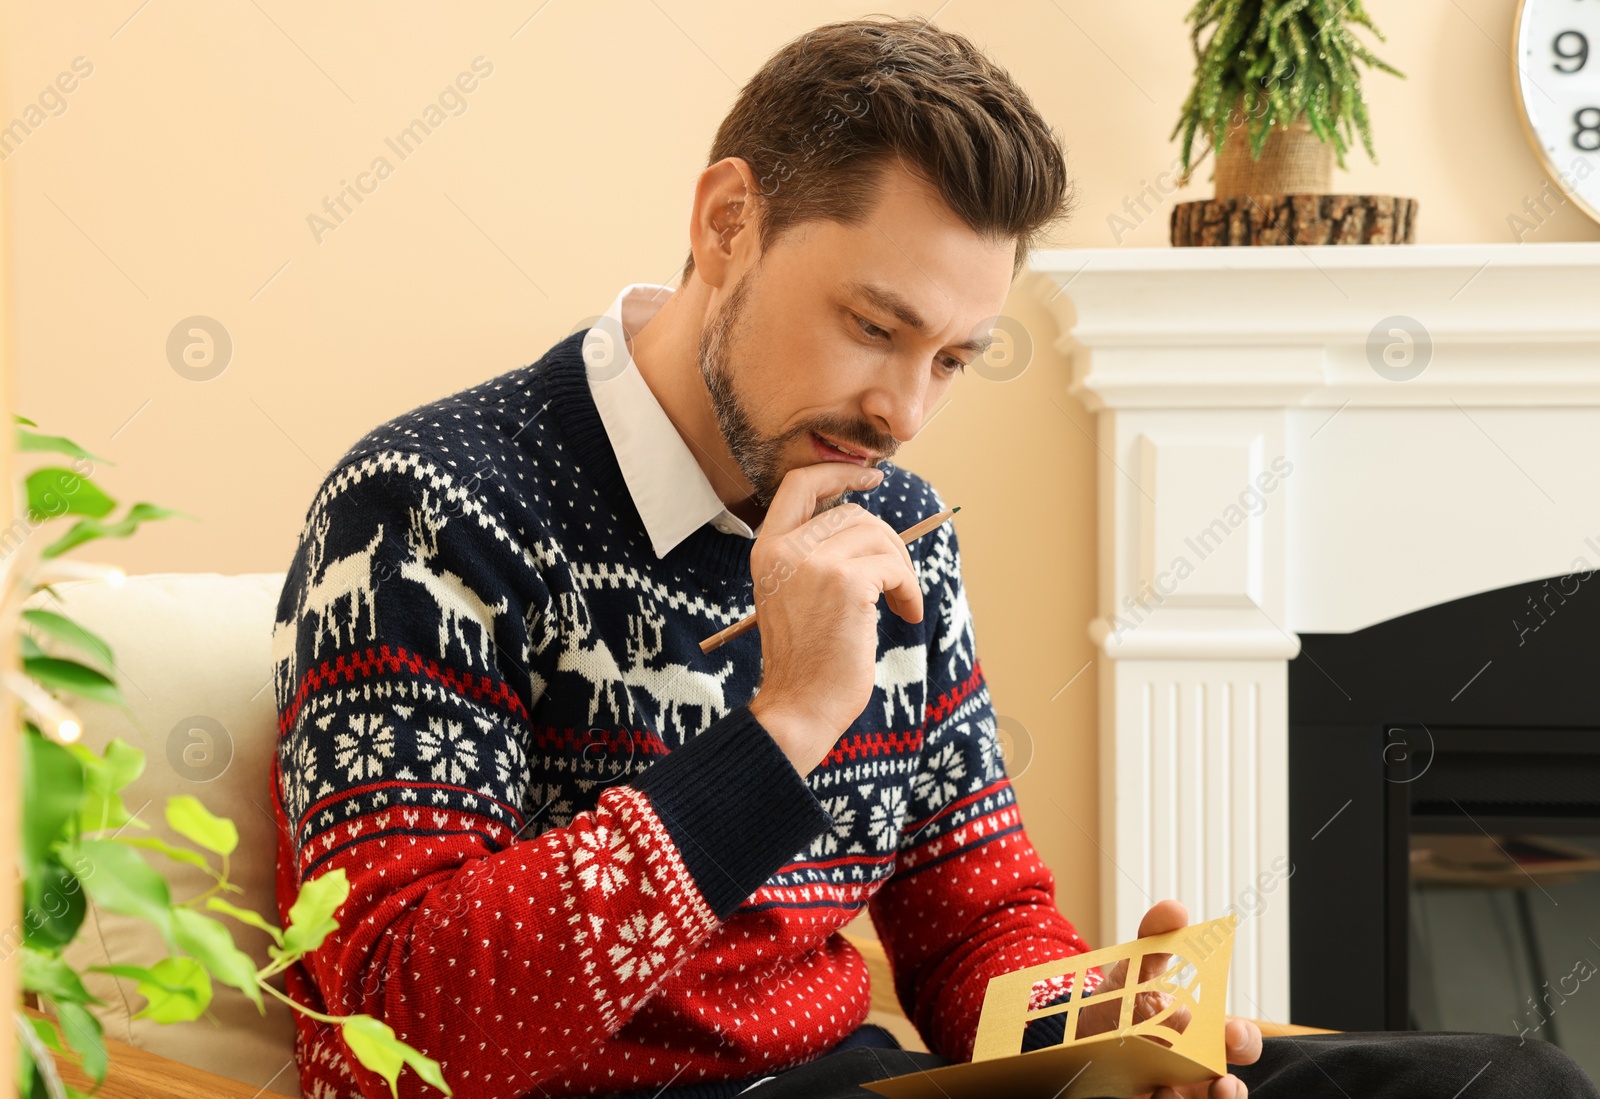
[852,313,890,341]
[852,313,966,375]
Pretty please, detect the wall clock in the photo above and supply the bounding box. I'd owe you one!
[1513,0,1600,227]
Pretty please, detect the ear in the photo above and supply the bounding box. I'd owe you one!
[687,157,763,291]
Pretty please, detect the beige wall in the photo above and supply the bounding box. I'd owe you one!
[6,0,1598,950]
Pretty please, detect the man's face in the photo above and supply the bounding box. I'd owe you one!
[697,159,1016,510]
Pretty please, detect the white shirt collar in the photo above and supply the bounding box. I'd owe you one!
[584,282,760,559]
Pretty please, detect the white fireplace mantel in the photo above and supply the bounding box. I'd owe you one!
[1026,242,1600,1023]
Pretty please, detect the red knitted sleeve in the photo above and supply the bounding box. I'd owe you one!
[866,508,1100,1062]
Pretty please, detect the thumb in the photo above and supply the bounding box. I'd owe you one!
[1136,899,1189,984]
[761,462,885,538]
[1138,899,1189,938]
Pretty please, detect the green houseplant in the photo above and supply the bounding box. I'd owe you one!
[1166,0,1414,245]
[7,415,450,1099]
[1171,0,1404,186]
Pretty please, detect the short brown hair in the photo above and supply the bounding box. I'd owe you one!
[680,15,1074,285]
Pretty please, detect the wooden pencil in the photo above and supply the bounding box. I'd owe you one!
[697,506,960,654]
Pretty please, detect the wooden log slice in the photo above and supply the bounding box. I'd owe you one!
[1170,194,1418,246]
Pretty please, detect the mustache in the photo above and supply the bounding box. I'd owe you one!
[797,419,899,458]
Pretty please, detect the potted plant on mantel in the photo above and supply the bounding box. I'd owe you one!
[1168,0,1416,246]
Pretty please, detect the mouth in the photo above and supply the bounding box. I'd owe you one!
[810,431,876,465]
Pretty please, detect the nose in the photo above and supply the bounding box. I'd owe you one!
[861,361,930,444]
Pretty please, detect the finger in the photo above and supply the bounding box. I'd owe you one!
[795,511,904,556]
[798,521,920,613]
[759,520,922,626]
[856,512,922,584]
[1209,1073,1246,1099]
[1224,1019,1262,1066]
[763,464,884,538]
[1137,899,1189,984]
[1131,987,1172,1023]
[1166,1077,1238,1099]
[808,503,922,581]
[853,551,925,624]
[773,505,916,594]
[1092,957,1128,996]
[1138,899,1189,938]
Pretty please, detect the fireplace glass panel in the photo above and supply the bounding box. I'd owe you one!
[1408,832,1600,1080]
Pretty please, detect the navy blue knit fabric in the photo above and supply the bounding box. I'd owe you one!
[271,329,1092,1099]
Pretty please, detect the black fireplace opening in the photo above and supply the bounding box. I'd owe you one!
[1290,570,1600,1080]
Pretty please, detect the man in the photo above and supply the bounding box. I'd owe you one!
[270,16,1597,1099]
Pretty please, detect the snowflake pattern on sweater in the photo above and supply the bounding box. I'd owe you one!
[270,331,1098,1099]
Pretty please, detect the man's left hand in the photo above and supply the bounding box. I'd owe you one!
[1074,899,1262,1099]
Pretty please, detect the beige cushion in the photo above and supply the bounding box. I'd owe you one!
[25,573,298,1096]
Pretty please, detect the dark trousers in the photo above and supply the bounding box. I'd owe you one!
[733,1031,1599,1098]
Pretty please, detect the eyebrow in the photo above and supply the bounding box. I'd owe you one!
[844,280,995,356]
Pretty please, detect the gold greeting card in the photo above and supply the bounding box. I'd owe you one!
[864,914,1238,1099]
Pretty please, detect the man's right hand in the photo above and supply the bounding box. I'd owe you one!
[746,461,924,776]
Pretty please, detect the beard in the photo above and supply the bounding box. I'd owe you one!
[697,264,898,513]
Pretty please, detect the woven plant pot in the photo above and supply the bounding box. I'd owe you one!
[1213,112,1333,198]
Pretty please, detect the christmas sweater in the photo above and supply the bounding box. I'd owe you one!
[269,330,1099,1099]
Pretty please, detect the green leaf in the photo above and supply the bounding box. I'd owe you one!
[23,855,87,950]
[21,947,97,1004]
[68,741,146,835]
[18,430,111,464]
[15,413,38,426]
[341,1014,452,1098]
[171,907,262,1011]
[206,898,284,946]
[55,1001,106,1085]
[342,1016,404,1097]
[133,956,213,1024]
[23,610,116,673]
[165,794,238,857]
[104,738,145,788]
[28,1017,63,1053]
[24,656,123,706]
[282,867,349,957]
[25,467,116,522]
[20,729,84,878]
[69,738,143,791]
[121,835,214,875]
[41,502,192,560]
[73,784,136,835]
[73,839,175,945]
[90,963,159,981]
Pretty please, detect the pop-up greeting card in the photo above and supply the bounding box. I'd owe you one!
[865,914,1239,1099]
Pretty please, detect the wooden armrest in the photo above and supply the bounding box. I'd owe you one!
[840,930,904,1018]
[23,1006,289,1099]
[1230,1016,1338,1037]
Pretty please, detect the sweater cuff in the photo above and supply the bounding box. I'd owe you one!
[630,704,833,920]
[1021,1010,1068,1052]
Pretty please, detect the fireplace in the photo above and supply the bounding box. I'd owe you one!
[1029,241,1600,1026]
[1290,569,1600,1074]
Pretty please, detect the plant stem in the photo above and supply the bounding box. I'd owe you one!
[259,977,346,1026]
